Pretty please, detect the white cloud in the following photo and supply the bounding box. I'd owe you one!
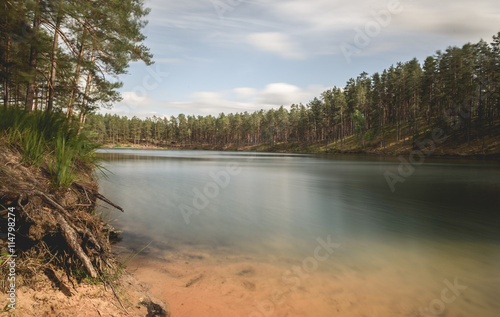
[138,83,330,116]
[98,105,170,120]
[245,32,304,59]
[390,0,500,40]
[191,91,224,100]
[142,0,500,61]
[121,91,151,107]
[233,87,257,100]
[257,83,302,105]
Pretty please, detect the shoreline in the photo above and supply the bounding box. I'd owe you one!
[0,140,169,316]
[99,143,500,161]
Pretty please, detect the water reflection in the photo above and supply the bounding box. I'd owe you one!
[96,149,500,316]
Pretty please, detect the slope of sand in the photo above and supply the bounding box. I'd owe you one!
[9,272,168,317]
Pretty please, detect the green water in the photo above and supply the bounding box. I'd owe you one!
[96,149,500,316]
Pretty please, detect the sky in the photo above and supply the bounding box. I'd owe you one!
[103,0,500,119]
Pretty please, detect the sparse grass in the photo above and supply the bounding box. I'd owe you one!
[0,107,102,189]
[19,128,48,167]
[0,248,48,292]
[48,134,78,189]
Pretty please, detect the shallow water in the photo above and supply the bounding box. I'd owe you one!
[96,149,500,316]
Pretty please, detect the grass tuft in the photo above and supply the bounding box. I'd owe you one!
[48,134,77,189]
[0,108,102,189]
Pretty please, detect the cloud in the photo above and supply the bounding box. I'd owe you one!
[111,0,500,119]
[233,87,258,100]
[257,83,303,105]
[143,83,329,116]
[143,0,500,62]
[390,0,500,40]
[98,105,171,120]
[191,91,224,100]
[121,91,152,107]
[113,82,329,118]
[245,32,304,59]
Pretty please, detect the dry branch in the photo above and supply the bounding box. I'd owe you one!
[74,182,124,212]
[52,211,98,278]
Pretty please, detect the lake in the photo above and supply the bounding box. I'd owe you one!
[96,149,500,317]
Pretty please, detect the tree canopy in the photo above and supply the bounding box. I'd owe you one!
[0,0,153,123]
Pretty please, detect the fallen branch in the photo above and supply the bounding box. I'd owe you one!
[29,189,101,278]
[106,279,129,315]
[94,192,125,212]
[53,211,98,279]
[74,182,124,212]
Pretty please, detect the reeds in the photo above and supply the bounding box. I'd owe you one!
[0,108,101,189]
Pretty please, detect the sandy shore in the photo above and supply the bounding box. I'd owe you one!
[114,238,500,317]
[120,244,437,317]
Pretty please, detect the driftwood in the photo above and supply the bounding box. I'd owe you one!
[94,192,125,212]
[74,182,124,212]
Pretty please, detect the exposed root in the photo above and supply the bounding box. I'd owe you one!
[0,142,123,289]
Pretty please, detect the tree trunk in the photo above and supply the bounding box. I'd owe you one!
[25,0,41,113]
[3,38,10,108]
[77,49,94,135]
[15,83,20,107]
[34,81,39,111]
[47,0,63,113]
[67,21,88,121]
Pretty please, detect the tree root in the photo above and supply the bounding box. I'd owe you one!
[0,147,124,288]
[52,211,98,278]
[0,186,121,281]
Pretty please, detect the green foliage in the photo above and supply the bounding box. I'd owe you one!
[0,252,10,265]
[364,128,378,142]
[73,267,99,285]
[0,0,152,115]
[48,134,77,189]
[83,31,500,152]
[351,110,365,135]
[0,108,101,189]
[20,128,48,167]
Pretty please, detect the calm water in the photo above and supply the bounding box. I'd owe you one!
[96,149,500,316]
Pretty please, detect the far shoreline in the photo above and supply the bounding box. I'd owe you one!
[97,142,500,162]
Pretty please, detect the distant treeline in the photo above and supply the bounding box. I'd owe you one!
[88,33,500,147]
[0,0,152,122]
[87,33,500,148]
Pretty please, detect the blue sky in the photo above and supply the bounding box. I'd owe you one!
[105,0,500,119]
